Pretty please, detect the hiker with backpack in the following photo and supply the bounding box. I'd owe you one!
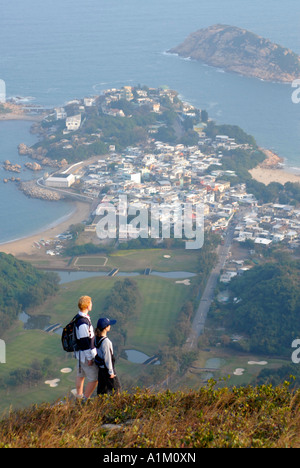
[95,317,121,395]
[74,296,98,400]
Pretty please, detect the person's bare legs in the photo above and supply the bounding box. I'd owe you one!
[84,380,97,399]
[76,376,85,397]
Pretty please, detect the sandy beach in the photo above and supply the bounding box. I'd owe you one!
[249,167,300,185]
[249,148,300,185]
[0,201,92,256]
[0,108,100,258]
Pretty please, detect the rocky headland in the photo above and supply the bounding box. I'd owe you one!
[24,162,42,171]
[18,143,68,169]
[168,24,300,83]
[258,148,284,169]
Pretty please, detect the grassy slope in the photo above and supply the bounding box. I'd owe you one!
[1,383,300,448]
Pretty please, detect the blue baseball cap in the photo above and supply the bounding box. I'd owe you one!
[97,317,117,329]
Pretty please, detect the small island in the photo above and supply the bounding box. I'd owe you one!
[168,24,300,83]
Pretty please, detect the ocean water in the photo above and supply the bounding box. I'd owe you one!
[0,0,299,243]
[0,121,74,243]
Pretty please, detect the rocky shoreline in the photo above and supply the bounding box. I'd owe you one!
[1,139,68,200]
[25,162,42,171]
[18,143,68,169]
[5,143,69,200]
[258,148,285,169]
[3,176,21,184]
[3,158,42,174]
[3,160,22,173]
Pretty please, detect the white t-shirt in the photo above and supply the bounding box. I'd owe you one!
[74,311,97,363]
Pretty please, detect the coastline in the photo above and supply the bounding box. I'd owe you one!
[1,148,299,258]
[249,148,300,186]
[249,166,300,185]
[0,110,91,257]
[0,111,45,122]
[0,109,299,259]
[0,201,91,257]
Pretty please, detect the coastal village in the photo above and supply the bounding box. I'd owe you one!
[2,85,300,279]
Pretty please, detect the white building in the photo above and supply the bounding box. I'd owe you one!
[83,97,96,107]
[66,114,81,131]
[131,173,141,184]
[55,107,67,120]
[45,174,75,188]
[254,238,272,246]
[220,271,238,283]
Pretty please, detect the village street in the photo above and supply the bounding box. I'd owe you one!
[185,208,250,350]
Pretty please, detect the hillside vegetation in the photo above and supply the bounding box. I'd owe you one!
[0,253,59,336]
[1,382,300,448]
[213,259,300,356]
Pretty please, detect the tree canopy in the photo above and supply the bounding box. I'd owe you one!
[223,260,300,355]
[0,253,59,336]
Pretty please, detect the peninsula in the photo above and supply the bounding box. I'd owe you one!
[168,24,300,83]
[2,84,300,259]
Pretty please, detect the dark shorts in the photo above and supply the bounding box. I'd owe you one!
[97,367,121,395]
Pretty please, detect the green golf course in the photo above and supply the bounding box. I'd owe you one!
[0,270,195,413]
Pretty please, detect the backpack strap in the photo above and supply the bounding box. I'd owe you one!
[94,336,109,369]
[95,336,107,349]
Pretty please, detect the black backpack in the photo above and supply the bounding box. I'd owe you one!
[61,315,80,352]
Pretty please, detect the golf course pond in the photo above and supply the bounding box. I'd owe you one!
[18,269,194,365]
[124,349,160,365]
[52,270,196,284]
[19,310,160,365]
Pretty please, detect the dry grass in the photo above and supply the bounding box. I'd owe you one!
[1,383,300,448]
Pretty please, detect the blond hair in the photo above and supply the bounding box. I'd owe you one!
[78,296,92,311]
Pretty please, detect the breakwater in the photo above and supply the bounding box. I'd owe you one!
[19,180,64,201]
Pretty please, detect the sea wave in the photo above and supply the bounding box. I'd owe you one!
[9,96,36,103]
[285,166,300,174]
